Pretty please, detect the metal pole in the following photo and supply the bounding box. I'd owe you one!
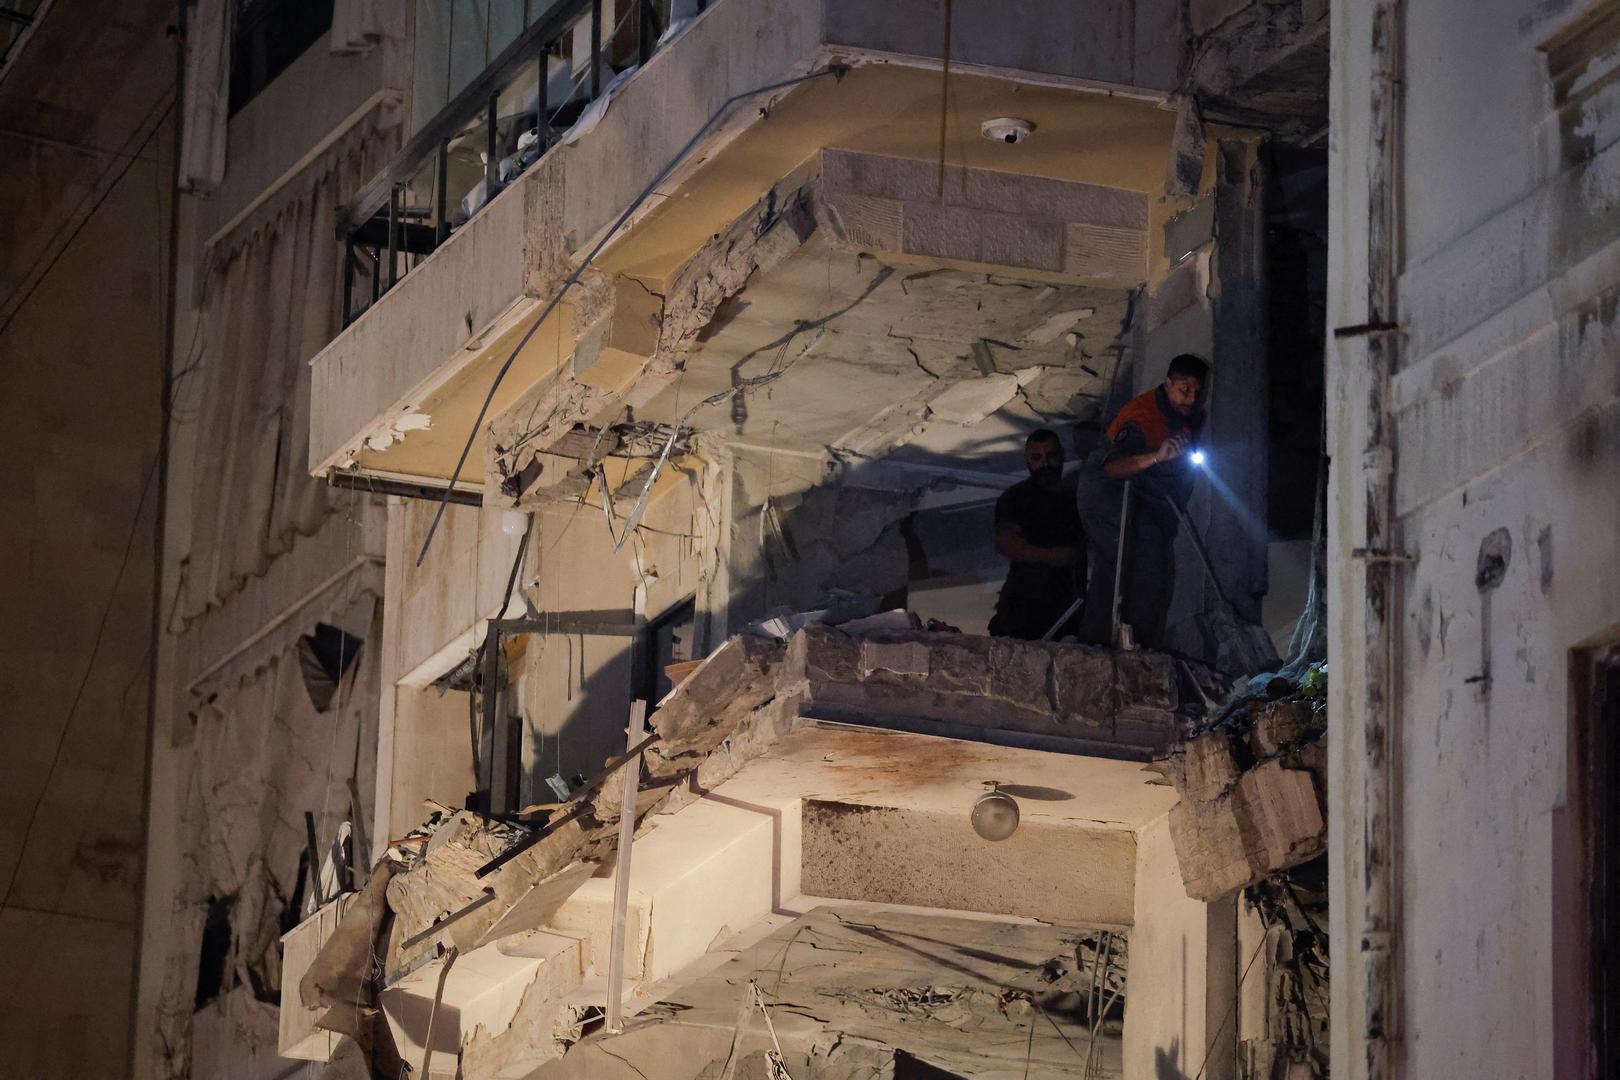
[435,139,449,244]
[341,233,355,327]
[387,185,399,288]
[1110,480,1133,649]
[535,49,547,148]
[480,623,502,817]
[605,698,648,1032]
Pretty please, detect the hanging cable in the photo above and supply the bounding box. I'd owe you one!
[414,61,850,567]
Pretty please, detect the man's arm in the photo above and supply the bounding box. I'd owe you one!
[995,524,1077,567]
[1103,432,1189,479]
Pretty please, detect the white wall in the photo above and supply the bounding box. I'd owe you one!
[1329,1,1620,1076]
[1124,813,1235,1080]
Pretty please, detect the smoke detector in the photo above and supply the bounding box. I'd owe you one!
[980,117,1034,145]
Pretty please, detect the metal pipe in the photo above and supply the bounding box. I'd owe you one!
[606,699,648,1031]
[1361,3,1406,1077]
[386,185,399,288]
[341,234,355,326]
[1110,480,1133,648]
[435,139,449,244]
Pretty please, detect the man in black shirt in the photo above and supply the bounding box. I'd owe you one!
[988,429,1086,640]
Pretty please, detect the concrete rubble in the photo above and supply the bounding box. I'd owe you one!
[288,627,1227,1076]
[1159,667,1329,902]
[537,905,1129,1079]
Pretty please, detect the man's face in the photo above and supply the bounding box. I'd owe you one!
[1164,375,1203,417]
[1024,438,1065,489]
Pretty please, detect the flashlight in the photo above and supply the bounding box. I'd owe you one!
[1189,449,1207,466]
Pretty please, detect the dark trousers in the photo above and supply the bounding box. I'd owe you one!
[1076,480,1176,650]
[988,591,1081,641]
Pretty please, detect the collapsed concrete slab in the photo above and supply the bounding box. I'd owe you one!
[1161,687,1329,902]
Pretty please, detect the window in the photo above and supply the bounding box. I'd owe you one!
[634,597,697,712]
[229,0,335,115]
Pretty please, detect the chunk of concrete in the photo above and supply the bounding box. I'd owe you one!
[987,638,1055,712]
[860,639,931,678]
[1249,699,1320,758]
[646,636,786,774]
[1050,646,1117,730]
[1168,758,1326,901]
[1176,731,1241,802]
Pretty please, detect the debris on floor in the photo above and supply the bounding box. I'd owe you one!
[1242,857,1330,1079]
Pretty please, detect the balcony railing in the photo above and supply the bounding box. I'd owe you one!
[337,0,679,327]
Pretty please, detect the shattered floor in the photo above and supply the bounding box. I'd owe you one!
[541,904,1126,1080]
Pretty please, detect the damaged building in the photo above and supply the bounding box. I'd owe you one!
[3,0,1616,1077]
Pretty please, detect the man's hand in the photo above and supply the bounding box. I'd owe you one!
[1154,433,1189,465]
[1105,434,1189,479]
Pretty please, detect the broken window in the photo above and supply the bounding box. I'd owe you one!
[229,0,335,114]
[635,596,697,711]
[193,893,237,1010]
[297,622,364,712]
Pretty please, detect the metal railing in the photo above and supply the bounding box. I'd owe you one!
[337,0,676,327]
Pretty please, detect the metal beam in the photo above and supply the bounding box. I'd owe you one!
[0,7,33,27]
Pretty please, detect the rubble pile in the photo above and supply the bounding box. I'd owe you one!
[1160,665,1329,901]
[1242,859,1330,1078]
[287,627,1229,1076]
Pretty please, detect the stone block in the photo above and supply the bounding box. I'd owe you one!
[903,201,983,262]
[1235,759,1325,870]
[1168,796,1252,901]
[1113,713,1179,757]
[941,164,1025,212]
[823,148,937,202]
[1179,731,1240,801]
[1063,222,1148,281]
[860,639,930,679]
[1050,646,1115,730]
[787,626,860,685]
[926,636,992,695]
[1114,652,1177,715]
[980,211,1064,272]
[1249,700,1320,758]
[1022,176,1147,229]
[827,192,904,252]
[987,639,1055,712]
[1169,758,1326,901]
[650,636,785,770]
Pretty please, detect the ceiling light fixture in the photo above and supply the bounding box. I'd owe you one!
[980,117,1034,145]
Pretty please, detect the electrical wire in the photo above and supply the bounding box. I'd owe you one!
[0,93,176,341]
[0,454,159,908]
[414,62,850,567]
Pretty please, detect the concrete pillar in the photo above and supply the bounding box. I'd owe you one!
[1206,137,1271,627]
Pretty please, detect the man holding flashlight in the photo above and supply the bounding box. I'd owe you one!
[1075,353,1209,649]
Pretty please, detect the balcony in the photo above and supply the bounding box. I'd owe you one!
[307,0,1196,494]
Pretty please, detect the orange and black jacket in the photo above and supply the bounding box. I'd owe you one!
[1101,385,1204,526]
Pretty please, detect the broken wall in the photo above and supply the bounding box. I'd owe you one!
[1329,1,1620,1076]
